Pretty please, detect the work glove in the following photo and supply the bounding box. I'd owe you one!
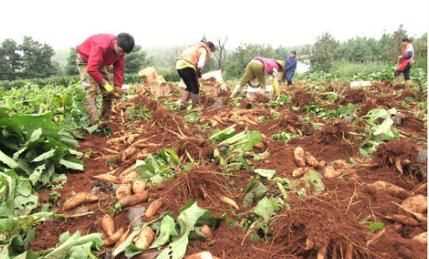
[102,82,114,93]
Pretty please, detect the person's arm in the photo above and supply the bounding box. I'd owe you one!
[197,48,207,70]
[86,46,105,86]
[113,55,125,87]
[403,50,413,59]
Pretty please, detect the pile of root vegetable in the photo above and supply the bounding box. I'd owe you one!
[31,80,427,259]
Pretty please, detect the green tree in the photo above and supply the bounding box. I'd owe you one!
[20,36,58,78]
[413,33,427,71]
[310,33,338,72]
[64,48,78,75]
[338,37,380,63]
[125,45,151,74]
[378,24,408,63]
[0,39,21,80]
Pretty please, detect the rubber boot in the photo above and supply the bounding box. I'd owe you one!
[101,94,113,122]
[191,93,200,107]
[178,92,191,110]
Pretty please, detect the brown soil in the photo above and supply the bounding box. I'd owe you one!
[30,81,427,258]
[292,89,313,107]
[317,120,353,144]
[342,88,367,104]
[374,139,426,180]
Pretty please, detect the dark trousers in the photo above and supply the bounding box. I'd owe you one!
[177,67,200,94]
[395,64,411,80]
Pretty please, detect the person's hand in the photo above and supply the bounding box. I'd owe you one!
[272,69,279,77]
[102,81,114,93]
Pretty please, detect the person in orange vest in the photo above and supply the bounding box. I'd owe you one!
[394,37,414,83]
[176,40,216,109]
[76,33,135,125]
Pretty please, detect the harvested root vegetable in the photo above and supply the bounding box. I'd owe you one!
[122,146,137,161]
[304,152,319,167]
[63,192,98,211]
[104,227,125,247]
[145,199,163,218]
[395,158,404,174]
[294,147,306,167]
[292,167,307,178]
[101,214,115,237]
[254,142,267,152]
[116,184,132,200]
[317,160,327,168]
[366,181,409,199]
[220,196,239,210]
[401,195,427,214]
[119,191,149,207]
[93,173,120,184]
[345,243,353,259]
[412,232,427,245]
[134,226,155,250]
[331,159,348,170]
[316,245,327,259]
[323,166,341,178]
[132,180,146,194]
[305,238,314,250]
[200,225,213,239]
[115,228,130,248]
[121,171,138,183]
[185,251,220,259]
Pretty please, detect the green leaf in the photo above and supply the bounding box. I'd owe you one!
[303,170,325,194]
[32,149,56,162]
[59,159,84,171]
[29,128,43,143]
[112,228,141,257]
[366,221,385,233]
[209,125,236,142]
[0,149,19,169]
[151,215,178,248]
[243,180,268,208]
[29,164,46,186]
[177,202,207,234]
[157,203,207,259]
[254,169,276,180]
[253,197,282,223]
[156,232,189,259]
[44,231,102,259]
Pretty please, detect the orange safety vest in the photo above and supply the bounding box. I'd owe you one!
[179,42,211,67]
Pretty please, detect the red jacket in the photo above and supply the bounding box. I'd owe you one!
[77,34,125,87]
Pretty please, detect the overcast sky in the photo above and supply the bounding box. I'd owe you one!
[1,0,427,50]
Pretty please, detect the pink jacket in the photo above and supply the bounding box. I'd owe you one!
[255,57,280,74]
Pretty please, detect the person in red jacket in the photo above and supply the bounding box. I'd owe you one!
[76,33,135,124]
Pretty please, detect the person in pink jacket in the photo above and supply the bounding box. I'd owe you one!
[231,57,284,97]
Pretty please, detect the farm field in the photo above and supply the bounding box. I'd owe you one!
[1,78,427,259]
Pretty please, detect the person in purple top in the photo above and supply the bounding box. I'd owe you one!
[231,57,284,97]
